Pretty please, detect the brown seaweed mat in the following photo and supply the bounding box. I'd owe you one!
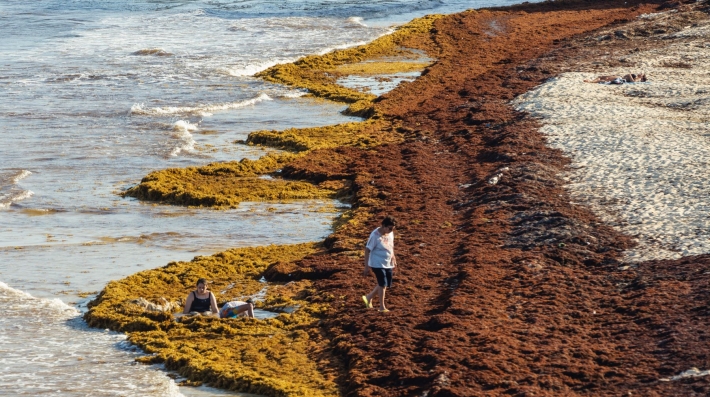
[86,0,710,396]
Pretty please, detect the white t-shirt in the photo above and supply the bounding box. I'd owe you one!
[366,227,394,269]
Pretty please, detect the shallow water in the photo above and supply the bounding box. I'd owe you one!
[338,71,423,96]
[0,0,536,395]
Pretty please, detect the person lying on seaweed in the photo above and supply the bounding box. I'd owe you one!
[182,278,219,316]
[584,73,647,84]
[219,298,255,319]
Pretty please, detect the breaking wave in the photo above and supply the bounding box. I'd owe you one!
[221,59,298,77]
[0,281,79,317]
[0,190,34,209]
[169,120,197,156]
[130,93,272,117]
[347,16,367,27]
[0,170,34,209]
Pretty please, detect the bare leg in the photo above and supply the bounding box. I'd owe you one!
[366,286,387,310]
[378,287,387,311]
[366,285,379,305]
[234,304,255,318]
[584,75,617,83]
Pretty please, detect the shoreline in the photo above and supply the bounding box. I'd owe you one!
[86,1,710,395]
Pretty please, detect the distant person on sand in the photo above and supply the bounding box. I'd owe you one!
[362,215,397,313]
[183,278,219,316]
[219,299,255,319]
[584,73,647,84]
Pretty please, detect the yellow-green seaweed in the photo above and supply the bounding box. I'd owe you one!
[125,175,334,208]
[125,119,404,207]
[124,14,438,209]
[257,14,440,80]
[256,14,441,114]
[85,243,340,396]
[246,120,401,152]
[123,153,336,208]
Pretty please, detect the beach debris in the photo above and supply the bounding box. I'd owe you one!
[132,48,173,57]
[615,30,630,39]
[433,371,450,387]
[659,367,710,381]
[129,297,180,313]
[488,173,503,185]
[488,167,509,185]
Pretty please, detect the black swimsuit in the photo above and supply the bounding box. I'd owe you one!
[189,291,212,312]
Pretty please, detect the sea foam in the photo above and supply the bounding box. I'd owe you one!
[130,93,272,117]
[222,59,298,77]
[0,190,34,209]
[316,40,369,55]
[280,90,308,98]
[0,281,79,317]
[347,16,368,27]
[315,27,395,56]
[12,170,32,183]
[0,169,32,187]
[169,120,197,157]
[0,282,185,397]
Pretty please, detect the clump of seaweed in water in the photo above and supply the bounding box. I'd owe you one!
[244,120,402,152]
[123,15,439,210]
[85,243,340,396]
[256,14,440,117]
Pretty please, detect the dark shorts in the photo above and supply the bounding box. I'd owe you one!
[371,267,393,288]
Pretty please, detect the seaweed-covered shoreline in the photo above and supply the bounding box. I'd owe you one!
[87,1,710,395]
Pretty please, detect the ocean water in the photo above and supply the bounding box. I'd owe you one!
[0,0,531,395]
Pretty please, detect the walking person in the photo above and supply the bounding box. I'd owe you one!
[362,216,397,312]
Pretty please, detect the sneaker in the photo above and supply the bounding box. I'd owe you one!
[362,295,372,309]
[378,308,390,313]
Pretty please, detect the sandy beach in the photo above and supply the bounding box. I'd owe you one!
[515,10,710,263]
[84,1,710,396]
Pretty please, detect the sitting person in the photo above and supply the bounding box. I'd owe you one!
[622,73,647,82]
[584,73,647,84]
[219,299,255,319]
[182,278,219,316]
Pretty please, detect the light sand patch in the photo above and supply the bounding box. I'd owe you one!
[514,20,710,262]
